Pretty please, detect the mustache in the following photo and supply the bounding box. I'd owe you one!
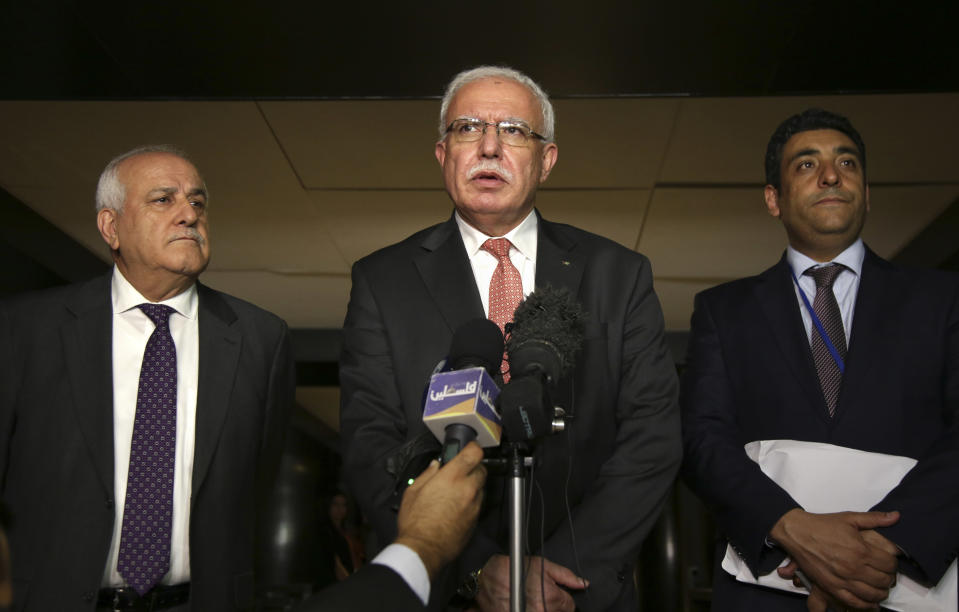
[169,228,207,245]
[467,160,514,182]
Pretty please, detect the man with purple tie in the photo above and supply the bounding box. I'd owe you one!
[0,145,294,611]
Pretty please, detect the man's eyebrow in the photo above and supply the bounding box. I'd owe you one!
[835,145,861,159]
[187,187,207,198]
[786,148,819,164]
[146,186,178,197]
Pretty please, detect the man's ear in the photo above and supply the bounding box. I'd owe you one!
[435,140,447,168]
[97,208,120,250]
[763,185,781,218]
[539,143,558,182]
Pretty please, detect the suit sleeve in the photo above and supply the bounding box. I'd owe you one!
[680,291,799,576]
[260,319,295,480]
[0,302,15,489]
[872,279,959,584]
[294,563,425,612]
[542,256,683,611]
[339,263,410,543]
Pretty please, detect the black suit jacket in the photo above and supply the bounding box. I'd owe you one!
[0,274,294,611]
[681,249,959,610]
[295,563,424,612]
[339,212,682,611]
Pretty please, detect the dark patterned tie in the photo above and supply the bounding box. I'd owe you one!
[805,265,847,417]
[482,238,524,382]
[118,303,177,595]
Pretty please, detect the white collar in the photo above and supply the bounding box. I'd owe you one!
[454,208,538,261]
[787,238,866,278]
[111,266,198,320]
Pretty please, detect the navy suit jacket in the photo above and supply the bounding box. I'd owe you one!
[0,274,294,611]
[339,212,682,611]
[681,248,959,610]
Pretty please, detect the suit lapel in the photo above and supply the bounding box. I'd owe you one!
[754,257,829,420]
[414,217,485,333]
[836,249,893,422]
[192,284,242,498]
[535,215,585,296]
[62,275,115,496]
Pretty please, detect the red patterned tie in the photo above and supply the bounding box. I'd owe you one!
[482,238,524,381]
[805,265,847,417]
[118,303,177,594]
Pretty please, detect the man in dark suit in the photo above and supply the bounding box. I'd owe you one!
[340,66,682,611]
[0,146,294,611]
[682,109,959,611]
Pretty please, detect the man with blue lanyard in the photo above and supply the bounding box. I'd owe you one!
[681,108,959,611]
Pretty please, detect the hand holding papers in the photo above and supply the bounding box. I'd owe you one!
[721,440,957,612]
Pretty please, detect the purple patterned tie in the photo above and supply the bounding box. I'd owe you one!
[805,265,847,417]
[118,303,177,595]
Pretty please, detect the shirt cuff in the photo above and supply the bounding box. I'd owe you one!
[371,543,431,605]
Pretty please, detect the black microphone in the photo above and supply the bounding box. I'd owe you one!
[500,286,585,442]
[423,318,504,463]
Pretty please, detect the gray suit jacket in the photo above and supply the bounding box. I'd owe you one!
[0,274,294,611]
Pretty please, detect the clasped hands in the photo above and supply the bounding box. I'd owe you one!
[771,508,901,611]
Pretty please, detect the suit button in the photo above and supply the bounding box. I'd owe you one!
[105,499,114,509]
[82,591,95,602]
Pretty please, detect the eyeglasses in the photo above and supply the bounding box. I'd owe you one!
[445,118,546,148]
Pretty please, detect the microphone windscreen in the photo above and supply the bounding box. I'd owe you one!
[449,318,505,374]
[507,285,585,378]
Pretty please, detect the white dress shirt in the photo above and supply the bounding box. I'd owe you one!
[455,209,538,313]
[787,238,865,346]
[102,266,198,587]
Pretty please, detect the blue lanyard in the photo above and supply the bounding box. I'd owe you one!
[790,267,845,374]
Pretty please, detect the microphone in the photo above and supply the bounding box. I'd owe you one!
[500,285,585,442]
[423,318,504,464]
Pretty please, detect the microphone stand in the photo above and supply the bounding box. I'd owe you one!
[506,443,533,612]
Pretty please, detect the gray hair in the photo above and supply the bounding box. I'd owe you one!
[438,66,555,143]
[95,144,199,212]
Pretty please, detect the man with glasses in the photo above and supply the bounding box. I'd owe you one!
[340,66,681,612]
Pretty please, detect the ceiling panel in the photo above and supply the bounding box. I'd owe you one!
[547,98,680,189]
[639,187,784,280]
[307,189,452,265]
[200,270,352,329]
[260,100,440,189]
[861,185,958,257]
[660,94,959,184]
[0,101,343,272]
[1,95,955,335]
[536,189,650,249]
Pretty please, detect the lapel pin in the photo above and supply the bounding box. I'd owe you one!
[561,260,571,266]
